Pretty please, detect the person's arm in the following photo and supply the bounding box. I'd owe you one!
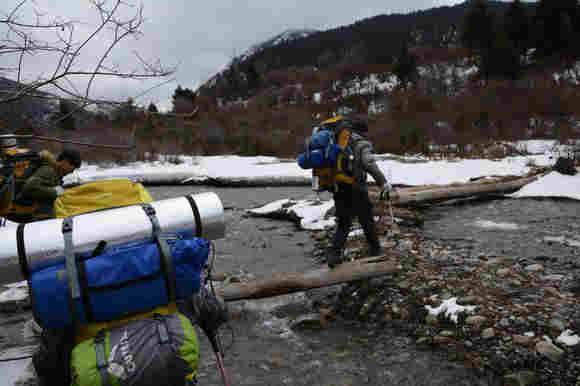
[21,165,59,201]
[358,141,387,187]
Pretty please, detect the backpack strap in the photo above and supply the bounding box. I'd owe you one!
[141,204,177,303]
[62,217,81,327]
[94,329,112,386]
[153,313,171,345]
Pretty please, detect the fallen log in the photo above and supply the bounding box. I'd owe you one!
[371,174,542,206]
[216,256,401,301]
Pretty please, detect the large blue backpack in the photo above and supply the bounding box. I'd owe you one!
[296,128,341,169]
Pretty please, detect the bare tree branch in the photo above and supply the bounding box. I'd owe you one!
[0,0,175,106]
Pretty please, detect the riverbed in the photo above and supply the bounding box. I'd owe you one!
[1,185,578,385]
[147,186,500,386]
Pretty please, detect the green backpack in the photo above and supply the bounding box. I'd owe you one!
[70,313,200,386]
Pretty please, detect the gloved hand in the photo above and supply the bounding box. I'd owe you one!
[55,186,65,196]
[379,183,392,201]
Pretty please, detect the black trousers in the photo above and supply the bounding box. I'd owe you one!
[331,184,381,253]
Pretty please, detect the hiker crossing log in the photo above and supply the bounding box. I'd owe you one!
[371,174,541,206]
[216,256,401,301]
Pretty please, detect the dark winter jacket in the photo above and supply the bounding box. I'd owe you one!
[13,150,60,221]
[348,132,387,188]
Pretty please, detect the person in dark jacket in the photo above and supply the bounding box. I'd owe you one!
[326,119,391,268]
[13,149,81,222]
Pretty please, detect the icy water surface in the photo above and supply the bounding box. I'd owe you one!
[423,197,580,264]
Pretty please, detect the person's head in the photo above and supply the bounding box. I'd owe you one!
[56,149,82,176]
[342,118,368,135]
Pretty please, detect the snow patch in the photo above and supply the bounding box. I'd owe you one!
[425,297,477,323]
[556,330,580,346]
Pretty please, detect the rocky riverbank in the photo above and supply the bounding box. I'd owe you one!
[306,192,580,386]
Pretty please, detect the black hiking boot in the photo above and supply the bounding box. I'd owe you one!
[326,248,343,268]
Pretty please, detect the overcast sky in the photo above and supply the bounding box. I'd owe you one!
[1,0,510,111]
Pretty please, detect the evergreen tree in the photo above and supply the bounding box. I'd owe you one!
[534,0,580,58]
[393,39,417,88]
[172,85,196,113]
[503,0,530,57]
[461,0,494,52]
[114,98,137,122]
[58,99,77,130]
[245,63,261,91]
[481,32,522,80]
[147,102,158,113]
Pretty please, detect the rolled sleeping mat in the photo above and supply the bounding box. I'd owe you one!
[0,191,225,277]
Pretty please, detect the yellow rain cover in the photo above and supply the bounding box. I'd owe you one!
[55,179,153,218]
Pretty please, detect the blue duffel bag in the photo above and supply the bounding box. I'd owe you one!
[297,146,341,169]
[29,236,209,329]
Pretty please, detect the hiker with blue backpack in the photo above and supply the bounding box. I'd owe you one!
[297,116,391,268]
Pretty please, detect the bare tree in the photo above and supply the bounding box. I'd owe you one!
[0,0,175,108]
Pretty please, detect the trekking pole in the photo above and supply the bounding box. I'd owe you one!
[387,190,400,234]
[208,335,231,386]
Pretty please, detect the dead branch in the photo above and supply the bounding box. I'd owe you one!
[0,0,174,105]
[216,255,402,301]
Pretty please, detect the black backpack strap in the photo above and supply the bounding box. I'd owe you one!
[62,217,81,326]
[94,329,112,386]
[141,204,177,303]
[16,222,29,279]
[184,195,202,238]
[153,313,171,345]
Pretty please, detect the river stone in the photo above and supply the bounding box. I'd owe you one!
[290,313,327,330]
[513,335,534,345]
[465,315,487,327]
[482,328,495,339]
[503,371,536,386]
[433,336,454,344]
[497,268,510,277]
[416,337,432,345]
[457,296,479,305]
[499,318,511,328]
[425,314,439,326]
[524,264,544,272]
[549,318,567,332]
[535,340,564,362]
[543,287,563,298]
[542,274,564,282]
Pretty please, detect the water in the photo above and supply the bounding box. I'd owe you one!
[146,186,494,386]
[423,197,580,264]
[5,187,573,384]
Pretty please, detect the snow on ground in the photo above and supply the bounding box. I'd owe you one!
[509,171,580,201]
[50,139,576,232]
[1,139,577,233]
[68,140,562,187]
[425,297,477,324]
[513,139,559,154]
[557,330,580,347]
